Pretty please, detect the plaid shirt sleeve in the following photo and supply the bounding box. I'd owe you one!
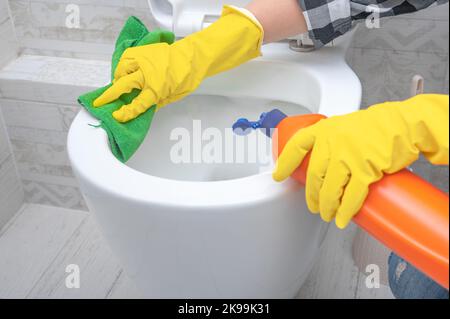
[297,0,449,48]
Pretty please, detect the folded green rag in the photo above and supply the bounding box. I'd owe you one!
[78,17,174,163]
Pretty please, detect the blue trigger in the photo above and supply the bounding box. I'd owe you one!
[232,113,267,136]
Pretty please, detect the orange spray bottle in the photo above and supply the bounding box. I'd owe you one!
[233,109,449,288]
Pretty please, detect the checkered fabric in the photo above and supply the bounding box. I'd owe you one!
[297,0,449,47]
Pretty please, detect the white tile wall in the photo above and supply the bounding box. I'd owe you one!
[0,108,10,164]
[352,17,449,54]
[348,5,449,289]
[9,0,156,60]
[0,54,106,210]
[2,104,88,209]
[1,1,448,212]
[349,3,449,104]
[0,54,108,210]
[0,104,24,228]
[348,3,449,191]
[0,0,10,24]
[350,48,449,106]
[0,0,23,222]
[0,0,18,68]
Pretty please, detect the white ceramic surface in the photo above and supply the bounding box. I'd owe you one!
[148,0,251,36]
[68,38,361,298]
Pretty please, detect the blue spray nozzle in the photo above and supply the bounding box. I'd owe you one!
[232,113,267,136]
[232,109,287,137]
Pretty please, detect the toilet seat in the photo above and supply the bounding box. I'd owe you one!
[68,41,361,207]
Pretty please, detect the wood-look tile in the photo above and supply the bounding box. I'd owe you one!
[27,215,123,299]
[0,204,86,298]
[297,224,361,299]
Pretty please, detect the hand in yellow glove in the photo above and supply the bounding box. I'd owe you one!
[273,94,449,229]
[93,6,264,122]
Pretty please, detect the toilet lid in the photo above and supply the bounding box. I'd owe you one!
[148,0,251,37]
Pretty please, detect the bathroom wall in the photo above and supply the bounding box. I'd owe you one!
[347,3,449,192]
[1,0,142,210]
[7,0,449,105]
[0,0,448,212]
[8,0,156,60]
[8,0,449,109]
[0,54,106,211]
[0,0,18,68]
[0,97,87,211]
[348,3,449,107]
[0,106,24,227]
[0,0,23,227]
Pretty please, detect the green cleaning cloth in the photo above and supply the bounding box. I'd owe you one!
[78,17,175,163]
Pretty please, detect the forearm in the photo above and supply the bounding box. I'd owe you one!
[246,0,307,43]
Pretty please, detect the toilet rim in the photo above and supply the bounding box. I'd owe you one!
[67,53,362,208]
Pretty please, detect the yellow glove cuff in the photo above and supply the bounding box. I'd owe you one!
[223,5,264,55]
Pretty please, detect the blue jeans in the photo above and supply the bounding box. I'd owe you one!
[388,253,449,299]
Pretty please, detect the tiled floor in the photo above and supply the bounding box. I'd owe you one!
[0,203,393,299]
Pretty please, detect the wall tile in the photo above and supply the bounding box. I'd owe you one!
[353,17,449,54]
[0,0,10,24]
[0,96,84,211]
[0,55,99,211]
[9,0,157,59]
[17,162,74,179]
[22,179,87,211]
[403,2,449,21]
[0,0,18,68]
[4,110,89,208]
[19,39,114,61]
[0,79,94,105]
[1,99,79,131]
[0,17,18,69]
[0,112,10,164]
[7,126,67,146]
[349,48,449,107]
[11,140,70,167]
[348,1,449,281]
[7,135,88,210]
[0,54,110,86]
[0,55,110,105]
[2,0,448,214]
[348,1,449,196]
[0,155,24,226]
[0,106,24,228]
[10,0,155,35]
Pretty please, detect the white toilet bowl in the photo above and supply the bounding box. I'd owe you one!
[67,0,362,298]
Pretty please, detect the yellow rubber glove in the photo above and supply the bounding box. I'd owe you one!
[273,94,449,229]
[93,6,264,122]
